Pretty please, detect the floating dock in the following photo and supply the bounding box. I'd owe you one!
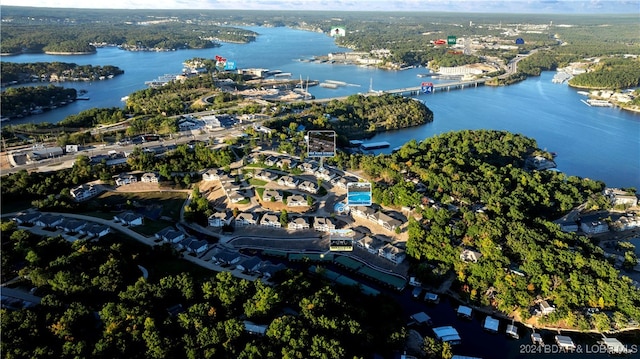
[360,141,390,150]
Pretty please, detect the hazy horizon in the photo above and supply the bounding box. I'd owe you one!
[1,0,638,14]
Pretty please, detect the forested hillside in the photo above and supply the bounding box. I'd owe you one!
[327,130,640,330]
[0,222,405,358]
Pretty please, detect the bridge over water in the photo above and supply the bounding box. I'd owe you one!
[300,78,488,104]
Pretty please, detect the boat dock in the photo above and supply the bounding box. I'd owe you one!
[360,141,390,150]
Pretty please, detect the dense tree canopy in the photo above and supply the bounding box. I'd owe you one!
[334,129,640,330]
[0,223,405,358]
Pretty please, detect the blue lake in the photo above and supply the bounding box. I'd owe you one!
[2,25,639,189]
[2,24,639,358]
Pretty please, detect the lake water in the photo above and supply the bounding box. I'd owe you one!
[2,24,639,358]
[2,25,639,189]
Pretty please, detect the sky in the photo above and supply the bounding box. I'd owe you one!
[1,0,638,13]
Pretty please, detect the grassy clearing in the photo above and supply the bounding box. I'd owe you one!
[131,218,175,236]
[93,191,187,222]
[249,178,268,186]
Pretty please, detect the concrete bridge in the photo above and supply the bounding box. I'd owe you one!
[300,78,488,104]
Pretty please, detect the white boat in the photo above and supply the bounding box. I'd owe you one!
[120,96,129,102]
[531,332,544,345]
[577,91,590,96]
[319,82,339,89]
[554,335,576,350]
[506,321,519,339]
[587,99,613,107]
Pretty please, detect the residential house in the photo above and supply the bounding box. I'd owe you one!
[208,211,234,227]
[252,124,273,135]
[114,211,144,226]
[276,158,297,170]
[235,212,258,226]
[378,243,406,264]
[155,227,185,243]
[539,300,555,315]
[243,321,268,336]
[82,224,111,238]
[35,214,63,228]
[374,212,402,231]
[278,176,298,188]
[554,217,579,232]
[611,215,640,231]
[115,173,137,186]
[183,238,209,254]
[313,217,335,232]
[351,206,376,219]
[222,181,241,192]
[57,218,86,233]
[202,168,225,181]
[604,188,638,207]
[315,168,334,181]
[13,211,42,225]
[298,180,318,194]
[460,249,483,263]
[288,217,310,230]
[287,194,307,207]
[262,189,282,202]
[218,174,235,184]
[264,156,279,166]
[257,262,287,279]
[333,177,357,189]
[260,213,281,227]
[299,162,317,174]
[255,170,278,182]
[236,256,262,273]
[70,184,100,202]
[141,172,159,183]
[228,191,248,204]
[210,248,243,266]
[580,220,609,235]
[356,236,387,255]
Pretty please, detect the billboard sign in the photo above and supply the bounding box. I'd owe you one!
[331,26,346,37]
[329,228,354,252]
[307,130,336,158]
[224,61,237,71]
[215,55,227,71]
[347,182,372,206]
[447,36,457,45]
[421,82,434,94]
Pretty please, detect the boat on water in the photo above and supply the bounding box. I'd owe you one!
[483,316,500,333]
[320,82,339,89]
[121,96,129,102]
[577,91,590,96]
[531,332,544,345]
[424,292,440,304]
[456,305,473,319]
[432,326,461,345]
[582,99,613,107]
[554,335,576,351]
[506,320,519,339]
[325,80,347,86]
[409,312,433,326]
